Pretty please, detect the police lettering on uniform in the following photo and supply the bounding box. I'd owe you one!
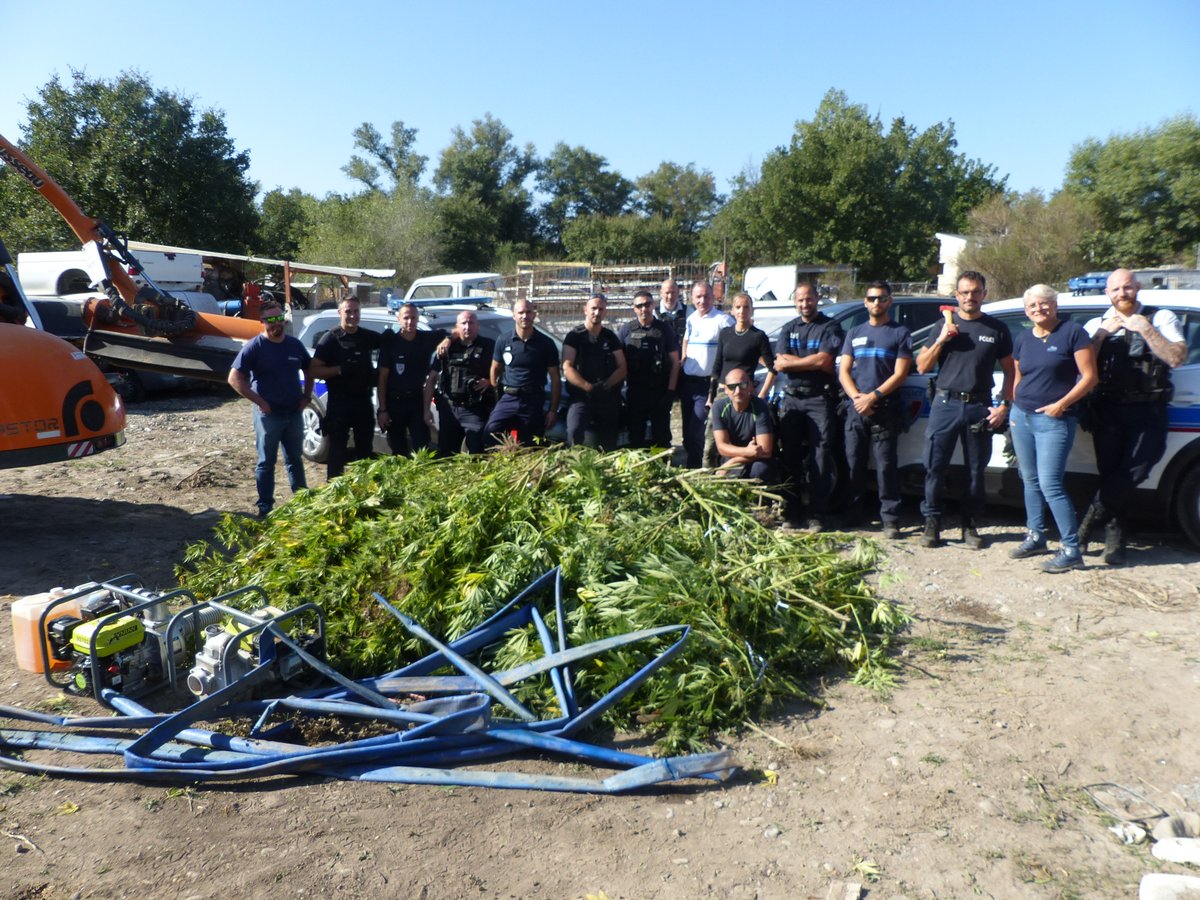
[485,299,562,446]
[915,271,1015,549]
[427,309,496,455]
[838,281,913,538]
[561,293,628,450]
[310,295,382,478]
[377,302,443,457]
[619,289,680,449]
[774,283,845,529]
[1077,268,1187,565]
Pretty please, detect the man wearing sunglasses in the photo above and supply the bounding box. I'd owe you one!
[839,281,913,538]
[227,299,313,517]
[620,289,680,449]
[311,294,383,477]
[712,367,778,482]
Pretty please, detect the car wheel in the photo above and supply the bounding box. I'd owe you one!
[1175,465,1200,549]
[302,397,329,463]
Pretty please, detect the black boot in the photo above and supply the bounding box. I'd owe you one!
[920,516,942,548]
[961,516,984,550]
[1076,502,1107,553]
[1103,518,1126,566]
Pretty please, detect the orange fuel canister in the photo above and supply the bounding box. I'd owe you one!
[10,588,82,673]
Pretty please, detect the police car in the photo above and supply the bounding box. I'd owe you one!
[293,301,562,461]
[891,290,1200,546]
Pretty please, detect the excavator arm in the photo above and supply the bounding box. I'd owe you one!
[0,133,261,381]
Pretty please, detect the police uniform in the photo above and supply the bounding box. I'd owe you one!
[658,301,688,347]
[485,328,559,445]
[378,330,441,457]
[775,312,845,523]
[619,316,678,449]
[563,324,624,450]
[314,326,381,477]
[841,320,913,526]
[1080,304,1184,558]
[431,335,496,455]
[920,312,1013,525]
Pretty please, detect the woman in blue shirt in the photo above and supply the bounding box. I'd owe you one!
[1008,284,1098,572]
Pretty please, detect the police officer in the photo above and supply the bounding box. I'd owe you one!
[485,299,561,445]
[774,283,845,529]
[1078,268,1186,565]
[562,293,628,450]
[915,271,1014,549]
[310,295,381,478]
[619,289,680,449]
[377,302,442,457]
[427,308,495,455]
[839,282,913,538]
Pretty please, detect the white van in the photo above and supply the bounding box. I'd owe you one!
[388,272,504,311]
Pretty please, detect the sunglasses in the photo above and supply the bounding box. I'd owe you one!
[633,302,653,309]
[724,380,752,391]
[262,314,286,323]
[864,295,890,303]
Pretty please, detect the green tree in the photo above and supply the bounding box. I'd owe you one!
[959,190,1097,298]
[1063,115,1200,267]
[0,69,258,254]
[536,143,632,249]
[562,214,695,263]
[433,114,538,257]
[342,120,427,192]
[635,162,723,234]
[701,89,1004,279]
[257,187,318,259]
[300,185,441,289]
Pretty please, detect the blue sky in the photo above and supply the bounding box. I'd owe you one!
[2,0,1196,203]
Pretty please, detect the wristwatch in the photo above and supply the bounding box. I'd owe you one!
[873,389,884,400]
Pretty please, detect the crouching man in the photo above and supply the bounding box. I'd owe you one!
[711,367,779,482]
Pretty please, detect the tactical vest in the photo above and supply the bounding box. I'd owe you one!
[1096,307,1173,402]
[568,325,620,384]
[624,323,669,384]
[440,341,492,405]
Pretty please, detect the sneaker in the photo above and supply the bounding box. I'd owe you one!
[1009,533,1048,559]
[1041,549,1083,574]
[882,522,901,540]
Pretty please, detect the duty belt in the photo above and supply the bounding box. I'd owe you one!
[1094,388,1168,405]
[503,385,543,396]
[785,382,831,398]
[936,389,989,404]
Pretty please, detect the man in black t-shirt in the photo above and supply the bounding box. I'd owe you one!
[620,289,680,449]
[311,295,382,478]
[712,367,779,482]
[377,302,443,457]
[562,293,627,450]
[914,271,1014,548]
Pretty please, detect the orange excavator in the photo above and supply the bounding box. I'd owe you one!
[0,233,126,468]
[0,132,270,469]
[0,133,263,381]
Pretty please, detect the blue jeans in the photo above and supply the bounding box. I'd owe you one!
[1010,406,1079,553]
[254,408,307,514]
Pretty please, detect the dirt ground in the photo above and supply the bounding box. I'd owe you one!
[2,388,1199,899]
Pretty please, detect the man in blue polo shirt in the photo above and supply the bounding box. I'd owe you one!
[839,281,913,538]
[227,299,313,517]
[485,299,562,445]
